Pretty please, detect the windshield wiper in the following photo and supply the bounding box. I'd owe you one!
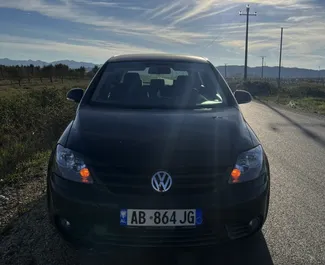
[89,101,221,110]
[192,103,221,109]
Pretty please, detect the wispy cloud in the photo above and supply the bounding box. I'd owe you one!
[166,0,313,25]
[0,0,212,45]
[171,0,217,25]
[74,0,148,11]
[210,14,325,67]
[286,15,319,22]
[0,0,324,68]
[0,34,164,63]
[145,1,184,20]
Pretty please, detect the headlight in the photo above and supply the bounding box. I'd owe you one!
[55,145,93,184]
[229,145,263,184]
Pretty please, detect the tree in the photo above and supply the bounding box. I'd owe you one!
[27,64,35,82]
[76,66,86,79]
[42,65,55,82]
[92,65,99,74]
[5,65,26,86]
[0,63,98,85]
[55,64,69,83]
[0,65,6,80]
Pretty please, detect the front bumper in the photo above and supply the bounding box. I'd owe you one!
[48,173,269,251]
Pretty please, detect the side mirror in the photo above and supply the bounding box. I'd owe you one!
[67,88,84,103]
[234,90,252,104]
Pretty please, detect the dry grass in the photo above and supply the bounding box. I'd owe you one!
[0,79,90,187]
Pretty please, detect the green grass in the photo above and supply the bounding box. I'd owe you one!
[257,95,325,115]
[293,97,325,114]
[0,79,90,188]
[4,151,51,185]
[228,80,325,115]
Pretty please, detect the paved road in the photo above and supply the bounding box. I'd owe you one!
[240,100,325,265]
[1,100,325,265]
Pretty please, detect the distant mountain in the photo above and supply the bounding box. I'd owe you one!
[216,65,325,79]
[0,58,97,69]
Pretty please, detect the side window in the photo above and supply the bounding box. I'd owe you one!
[197,72,204,86]
[91,71,122,101]
[198,71,220,101]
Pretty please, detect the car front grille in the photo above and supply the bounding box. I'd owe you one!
[225,216,262,240]
[91,166,229,195]
[89,227,222,247]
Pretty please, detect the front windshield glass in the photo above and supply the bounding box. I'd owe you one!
[90,61,227,109]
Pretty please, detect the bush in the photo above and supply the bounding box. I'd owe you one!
[283,83,325,98]
[242,81,278,96]
[0,86,76,184]
[227,80,278,96]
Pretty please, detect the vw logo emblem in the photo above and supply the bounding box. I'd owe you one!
[151,171,172,193]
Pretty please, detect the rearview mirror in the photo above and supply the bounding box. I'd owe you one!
[67,88,84,103]
[148,66,171,74]
[234,90,252,104]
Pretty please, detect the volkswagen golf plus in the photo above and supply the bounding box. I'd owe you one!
[47,54,270,252]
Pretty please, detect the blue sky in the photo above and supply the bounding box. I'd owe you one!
[0,0,324,69]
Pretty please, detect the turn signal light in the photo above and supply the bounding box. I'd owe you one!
[230,168,241,183]
[80,167,90,183]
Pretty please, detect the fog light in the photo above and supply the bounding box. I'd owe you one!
[249,217,260,231]
[59,218,71,229]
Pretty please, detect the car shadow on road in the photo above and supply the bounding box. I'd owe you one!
[84,231,273,265]
[205,232,273,265]
[255,98,325,149]
[184,231,274,265]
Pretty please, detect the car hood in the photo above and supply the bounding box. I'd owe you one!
[67,106,254,169]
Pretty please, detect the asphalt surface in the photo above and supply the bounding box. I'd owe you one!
[1,100,325,265]
[240,100,325,265]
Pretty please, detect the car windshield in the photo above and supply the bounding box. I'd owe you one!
[89,61,228,109]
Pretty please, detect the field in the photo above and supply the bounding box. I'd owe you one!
[0,79,89,185]
[0,79,90,231]
[227,79,325,115]
[0,77,325,233]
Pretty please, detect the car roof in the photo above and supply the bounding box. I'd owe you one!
[107,53,209,63]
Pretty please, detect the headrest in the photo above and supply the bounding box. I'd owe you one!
[175,75,191,86]
[150,79,165,87]
[123,73,142,86]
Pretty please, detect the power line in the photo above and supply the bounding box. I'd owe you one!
[205,36,219,48]
[239,4,257,81]
[260,56,266,78]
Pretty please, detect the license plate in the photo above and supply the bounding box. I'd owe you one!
[120,209,203,227]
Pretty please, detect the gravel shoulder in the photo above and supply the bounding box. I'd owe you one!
[1,178,46,234]
[0,197,78,265]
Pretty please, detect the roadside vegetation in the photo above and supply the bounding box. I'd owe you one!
[0,63,96,232]
[228,79,325,115]
[0,80,89,187]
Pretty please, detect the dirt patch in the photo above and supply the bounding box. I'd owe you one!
[0,163,79,265]
[0,197,78,265]
[0,175,46,234]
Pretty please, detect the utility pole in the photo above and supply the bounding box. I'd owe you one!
[224,63,227,78]
[260,56,266,78]
[240,5,257,81]
[278,27,284,90]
